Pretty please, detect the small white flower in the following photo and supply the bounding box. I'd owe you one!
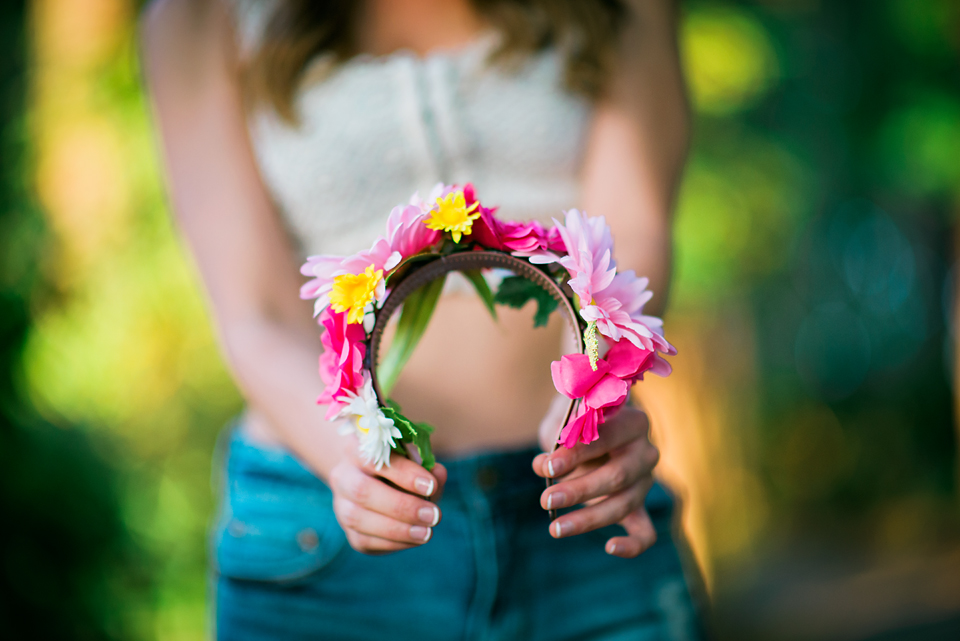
[335,376,402,470]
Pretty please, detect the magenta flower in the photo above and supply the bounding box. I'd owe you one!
[559,405,604,449]
[551,353,629,447]
[501,220,566,264]
[460,183,504,249]
[604,338,669,381]
[316,307,367,420]
[550,317,668,448]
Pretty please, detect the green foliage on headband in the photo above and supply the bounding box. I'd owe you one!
[493,275,560,328]
[383,401,436,470]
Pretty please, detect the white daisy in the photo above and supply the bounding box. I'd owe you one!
[335,376,402,470]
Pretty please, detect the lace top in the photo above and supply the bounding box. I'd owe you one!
[230,1,593,258]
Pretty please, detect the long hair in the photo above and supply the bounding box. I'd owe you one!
[243,0,626,122]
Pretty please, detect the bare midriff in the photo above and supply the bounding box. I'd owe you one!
[387,292,564,456]
[245,292,564,459]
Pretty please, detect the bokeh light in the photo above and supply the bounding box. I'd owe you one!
[6,0,960,638]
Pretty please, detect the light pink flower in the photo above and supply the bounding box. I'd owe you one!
[552,209,676,355]
[316,307,367,420]
[583,270,675,354]
[342,204,441,274]
[553,209,616,302]
[300,202,440,316]
[300,256,345,316]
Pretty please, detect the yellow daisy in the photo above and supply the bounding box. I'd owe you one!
[329,264,383,324]
[424,190,481,243]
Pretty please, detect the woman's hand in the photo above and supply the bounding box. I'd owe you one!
[329,438,448,555]
[532,404,660,558]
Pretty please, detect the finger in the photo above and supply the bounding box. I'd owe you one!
[334,497,434,545]
[344,529,416,555]
[605,508,657,558]
[548,478,651,538]
[538,408,651,479]
[540,446,649,511]
[330,464,442,527]
[353,452,443,499]
[430,463,448,501]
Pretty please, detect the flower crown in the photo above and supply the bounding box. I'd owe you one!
[300,184,675,471]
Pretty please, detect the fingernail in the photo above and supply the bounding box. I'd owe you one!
[606,541,618,555]
[418,505,439,526]
[546,491,566,511]
[547,459,564,478]
[410,526,432,542]
[415,477,435,497]
[552,520,572,538]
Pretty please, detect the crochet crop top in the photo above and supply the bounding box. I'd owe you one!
[229,0,593,259]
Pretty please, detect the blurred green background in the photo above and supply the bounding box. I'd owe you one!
[1,0,958,639]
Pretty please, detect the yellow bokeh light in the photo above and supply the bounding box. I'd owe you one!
[682,7,780,115]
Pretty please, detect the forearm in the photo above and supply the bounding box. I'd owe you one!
[222,315,342,480]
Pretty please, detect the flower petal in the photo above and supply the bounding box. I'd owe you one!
[605,340,656,380]
[558,405,602,448]
[551,354,610,399]
[583,374,628,409]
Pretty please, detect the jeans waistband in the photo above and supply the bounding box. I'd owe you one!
[224,421,672,511]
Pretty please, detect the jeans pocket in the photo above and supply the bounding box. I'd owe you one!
[213,460,347,583]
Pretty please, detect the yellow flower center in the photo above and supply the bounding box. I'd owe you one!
[329,264,383,324]
[424,190,481,243]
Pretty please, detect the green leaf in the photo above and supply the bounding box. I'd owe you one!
[381,404,436,470]
[377,275,446,397]
[462,269,498,321]
[493,275,559,328]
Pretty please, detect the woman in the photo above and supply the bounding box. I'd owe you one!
[143,0,701,638]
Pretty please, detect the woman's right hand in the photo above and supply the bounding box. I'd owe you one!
[328,439,447,555]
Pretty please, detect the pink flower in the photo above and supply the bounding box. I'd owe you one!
[461,183,503,249]
[553,209,616,303]
[300,202,440,316]
[552,209,676,355]
[550,340,669,448]
[583,270,675,354]
[560,405,604,449]
[604,339,670,381]
[551,353,629,447]
[501,220,566,264]
[316,307,367,420]
[300,256,345,316]
[342,204,441,274]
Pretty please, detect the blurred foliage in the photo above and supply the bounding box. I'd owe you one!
[9,0,960,639]
[0,1,153,639]
[674,0,960,559]
[20,0,241,638]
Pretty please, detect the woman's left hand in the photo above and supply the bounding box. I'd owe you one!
[532,404,660,558]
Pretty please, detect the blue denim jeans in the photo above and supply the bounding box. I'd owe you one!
[212,426,705,641]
